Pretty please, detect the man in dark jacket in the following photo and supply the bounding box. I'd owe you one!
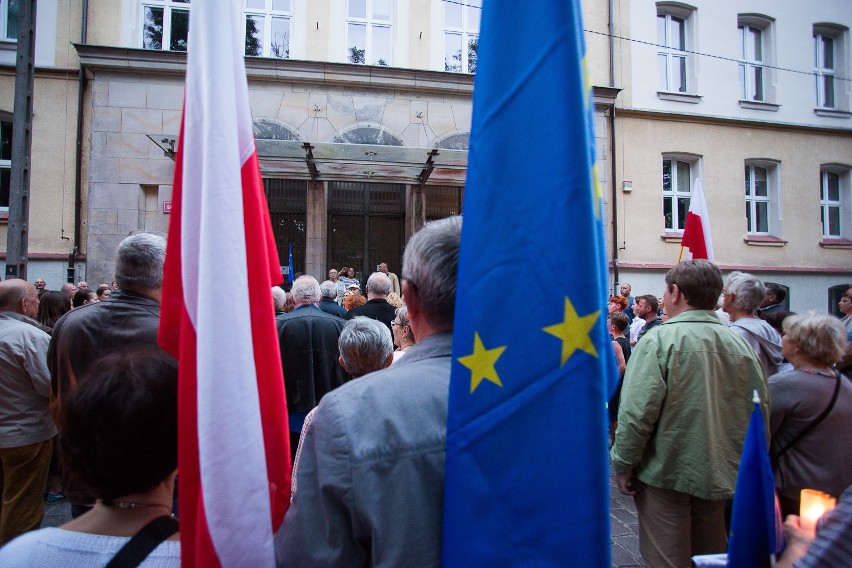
[48,232,169,517]
[346,272,396,335]
[318,280,347,318]
[277,275,349,455]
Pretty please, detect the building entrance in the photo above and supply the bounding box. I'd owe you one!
[328,181,405,287]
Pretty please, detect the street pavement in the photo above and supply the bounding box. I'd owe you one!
[41,471,645,567]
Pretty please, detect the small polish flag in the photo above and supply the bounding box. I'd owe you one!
[680,178,715,262]
[158,1,291,566]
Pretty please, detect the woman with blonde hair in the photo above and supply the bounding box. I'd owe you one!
[769,311,852,517]
[391,305,416,363]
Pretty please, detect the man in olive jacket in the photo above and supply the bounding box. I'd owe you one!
[610,260,768,568]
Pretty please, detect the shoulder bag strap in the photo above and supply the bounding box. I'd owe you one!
[773,370,842,463]
[105,516,179,568]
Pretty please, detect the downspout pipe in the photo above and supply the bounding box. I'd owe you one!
[71,0,88,282]
[607,0,619,292]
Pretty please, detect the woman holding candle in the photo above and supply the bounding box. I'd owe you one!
[769,312,852,518]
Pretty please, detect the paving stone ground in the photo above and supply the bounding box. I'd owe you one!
[41,471,644,566]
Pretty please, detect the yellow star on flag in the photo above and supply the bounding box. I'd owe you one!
[543,297,600,365]
[458,332,507,394]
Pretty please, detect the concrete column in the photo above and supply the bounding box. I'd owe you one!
[305,180,327,280]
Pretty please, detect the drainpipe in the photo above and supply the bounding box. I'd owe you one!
[71,0,88,282]
[607,0,619,292]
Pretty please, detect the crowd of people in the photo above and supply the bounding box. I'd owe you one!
[0,218,849,566]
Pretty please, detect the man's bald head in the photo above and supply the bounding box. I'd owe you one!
[366,272,391,299]
[0,279,39,318]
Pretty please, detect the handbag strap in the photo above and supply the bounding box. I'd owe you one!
[773,369,842,463]
[105,516,179,568]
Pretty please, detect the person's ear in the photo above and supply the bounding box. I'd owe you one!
[338,355,350,374]
[402,281,420,319]
[384,354,394,368]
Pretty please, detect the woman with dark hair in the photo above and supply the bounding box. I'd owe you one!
[36,291,71,330]
[0,350,180,566]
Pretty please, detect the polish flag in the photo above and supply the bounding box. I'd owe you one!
[680,178,715,262]
[158,2,291,567]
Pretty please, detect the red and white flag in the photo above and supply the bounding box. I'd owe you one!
[680,177,715,262]
[158,2,291,566]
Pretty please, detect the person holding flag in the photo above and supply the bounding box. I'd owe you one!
[157,1,290,566]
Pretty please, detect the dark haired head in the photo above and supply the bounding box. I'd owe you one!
[664,260,723,311]
[60,349,178,502]
[609,311,629,332]
[763,282,787,303]
[72,289,96,308]
[37,290,72,328]
[758,310,795,336]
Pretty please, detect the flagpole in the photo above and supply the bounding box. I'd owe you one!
[677,246,684,263]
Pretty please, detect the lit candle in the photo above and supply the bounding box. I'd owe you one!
[799,489,836,530]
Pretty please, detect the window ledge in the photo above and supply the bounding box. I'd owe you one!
[739,100,780,112]
[819,238,852,249]
[657,92,702,104]
[744,235,787,247]
[661,231,683,243]
[814,108,852,119]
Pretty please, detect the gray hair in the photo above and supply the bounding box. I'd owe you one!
[366,272,391,296]
[320,280,338,301]
[783,311,846,366]
[114,233,166,290]
[724,271,765,312]
[271,286,286,311]
[338,317,393,377]
[290,275,321,305]
[402,216,462,331]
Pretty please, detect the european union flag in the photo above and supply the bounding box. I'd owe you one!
[442,1,617,565]
[287,243,295,285]
[727,397,782,567]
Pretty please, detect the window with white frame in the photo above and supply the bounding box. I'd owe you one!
[142,0,190,52]
[820,167,851,240]
[815,32,836,108]
[347,0,392,66]
[2,0,18,41]
[813,25,850,111]
[744,165,769,234]
[1,119,12,213]
[245,0,291,58]
[738,19,772,102]
[656,5,693,93]
[662,157,694,231]
[444,0,480,73]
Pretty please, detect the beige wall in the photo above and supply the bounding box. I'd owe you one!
[612,114,852,270]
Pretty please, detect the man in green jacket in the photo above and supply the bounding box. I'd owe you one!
[610,259,768,568]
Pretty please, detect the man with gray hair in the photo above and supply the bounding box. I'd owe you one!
[290,316,394,498]
[280,215,462,566]
[48,232,169,518]
[318,280,346,318]
[345,271,396,335]
[722,271,783,379]
[276,275,349,456]
[271,286,287,315]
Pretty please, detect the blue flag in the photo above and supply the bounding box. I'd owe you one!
[287,243,294,285]
[442,1,617,565]
[727,399,782,567]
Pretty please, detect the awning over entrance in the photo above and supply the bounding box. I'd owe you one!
[147,135,468,186]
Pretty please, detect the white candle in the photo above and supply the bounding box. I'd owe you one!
[800,489,836,530]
